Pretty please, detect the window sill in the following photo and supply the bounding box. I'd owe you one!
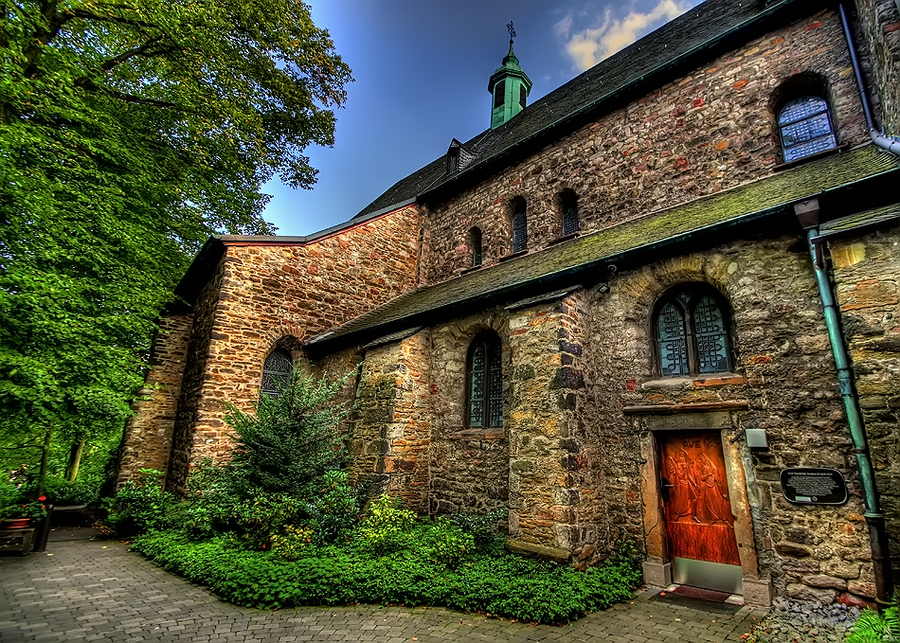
[498,249,528,263]
[449,427,505,440]
[548,232,579,246]
[641,373,746,390]
[772,143,850,172]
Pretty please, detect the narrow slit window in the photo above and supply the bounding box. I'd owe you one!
[511,198,527,253]
[561,191,579,236]
[467,332,503,428]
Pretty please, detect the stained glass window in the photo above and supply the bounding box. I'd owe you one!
[512,201,527,253]
[468,333,503,428]
[654,287,732,377]
[261,349,292,398]
[778,96,837,162]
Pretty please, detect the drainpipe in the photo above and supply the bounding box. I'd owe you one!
[795,199,893,606]
[839,3,900,154]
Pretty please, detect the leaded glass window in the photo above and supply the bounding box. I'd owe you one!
[561,191,579,236]
[470,227,482,267]
[778,96,837,162]
[654,287,732,377]
[512,200,527,253]
[657,302,689,376]
[261,349,292,397]
[467,332,503,428]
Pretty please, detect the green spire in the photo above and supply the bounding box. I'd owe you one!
[488,38,533,129]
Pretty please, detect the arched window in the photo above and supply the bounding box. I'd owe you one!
[777,95,837,162]
[467,332,503,428]
[654,286,733,377]
[511,197,527,253]
[560,190,579,236]
[261,349,293,397]
[469,227,483,267]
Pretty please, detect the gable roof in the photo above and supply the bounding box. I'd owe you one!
[309,145,899,351]
[354,0,818,218]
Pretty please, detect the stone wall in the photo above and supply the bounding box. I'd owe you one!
[830,226,900,586]
[117,312,192,486]
[124,205,421,491]
[348,331,431,513]
[856,0,900,133]
[428,313,510,516]
[423,11,869,284]
[591,239,877,602]
[166,258,226,490]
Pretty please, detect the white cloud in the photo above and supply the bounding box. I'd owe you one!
[557,0,695,72]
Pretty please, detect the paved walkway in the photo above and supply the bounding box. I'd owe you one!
[1,535,768,643]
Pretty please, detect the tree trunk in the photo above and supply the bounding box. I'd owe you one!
[66,439,85,482]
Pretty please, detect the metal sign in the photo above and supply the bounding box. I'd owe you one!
[780,468,848,505]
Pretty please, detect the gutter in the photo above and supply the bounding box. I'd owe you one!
[795,199,894,605]
[840,3,900,155]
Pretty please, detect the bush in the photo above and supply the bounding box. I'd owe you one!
[359,494,417,553]
[300,470,363,544]
[101,469,180,537]
[421,517,475,568]
[39,475,103,506]
[131,530,642,622]
[446,507,508,554]
[224,368,354,498]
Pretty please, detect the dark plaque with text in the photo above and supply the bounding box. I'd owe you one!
[780,468,848,505]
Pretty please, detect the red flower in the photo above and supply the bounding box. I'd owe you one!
[38,495,47,502]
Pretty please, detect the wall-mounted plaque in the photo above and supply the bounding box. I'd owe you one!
[780,468,848,505]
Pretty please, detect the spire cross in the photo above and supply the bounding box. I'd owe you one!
[507,21,516,41]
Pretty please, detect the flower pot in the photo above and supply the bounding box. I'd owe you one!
[2,518,32,529]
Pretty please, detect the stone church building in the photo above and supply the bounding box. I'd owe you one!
[120,0,900,607]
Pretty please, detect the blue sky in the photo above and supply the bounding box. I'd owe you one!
[263,0,701,236]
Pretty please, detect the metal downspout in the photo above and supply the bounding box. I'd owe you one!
[803,223,893,604]
[839,3,900,154]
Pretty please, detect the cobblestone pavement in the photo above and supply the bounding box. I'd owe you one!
[1,536,768,643]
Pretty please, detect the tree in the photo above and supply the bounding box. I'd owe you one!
[0,1,352,489]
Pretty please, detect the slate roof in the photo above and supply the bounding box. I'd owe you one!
[354,0,816,218]
[309,145,900,350]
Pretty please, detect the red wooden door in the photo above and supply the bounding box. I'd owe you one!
[660,432,740,566]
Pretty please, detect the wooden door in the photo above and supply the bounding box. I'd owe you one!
[660,432,740,567]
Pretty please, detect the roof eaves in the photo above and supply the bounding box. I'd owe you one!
[419,0,800,203]
[308,145,899,351]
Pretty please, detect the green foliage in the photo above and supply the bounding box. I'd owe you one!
[270,525,316,562]
[847,593,900,643]
[300,470,364,544]
[101,469,180,537]
[359,494,417,553]
[229,494,300,550]
[0,0,352,489]
[181,370,360,549]
[421,517,475,568]
[131,531,642,622]
[225,369,354,497]
[446,507,508,554]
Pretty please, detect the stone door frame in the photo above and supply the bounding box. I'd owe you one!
[636,411,773,605]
